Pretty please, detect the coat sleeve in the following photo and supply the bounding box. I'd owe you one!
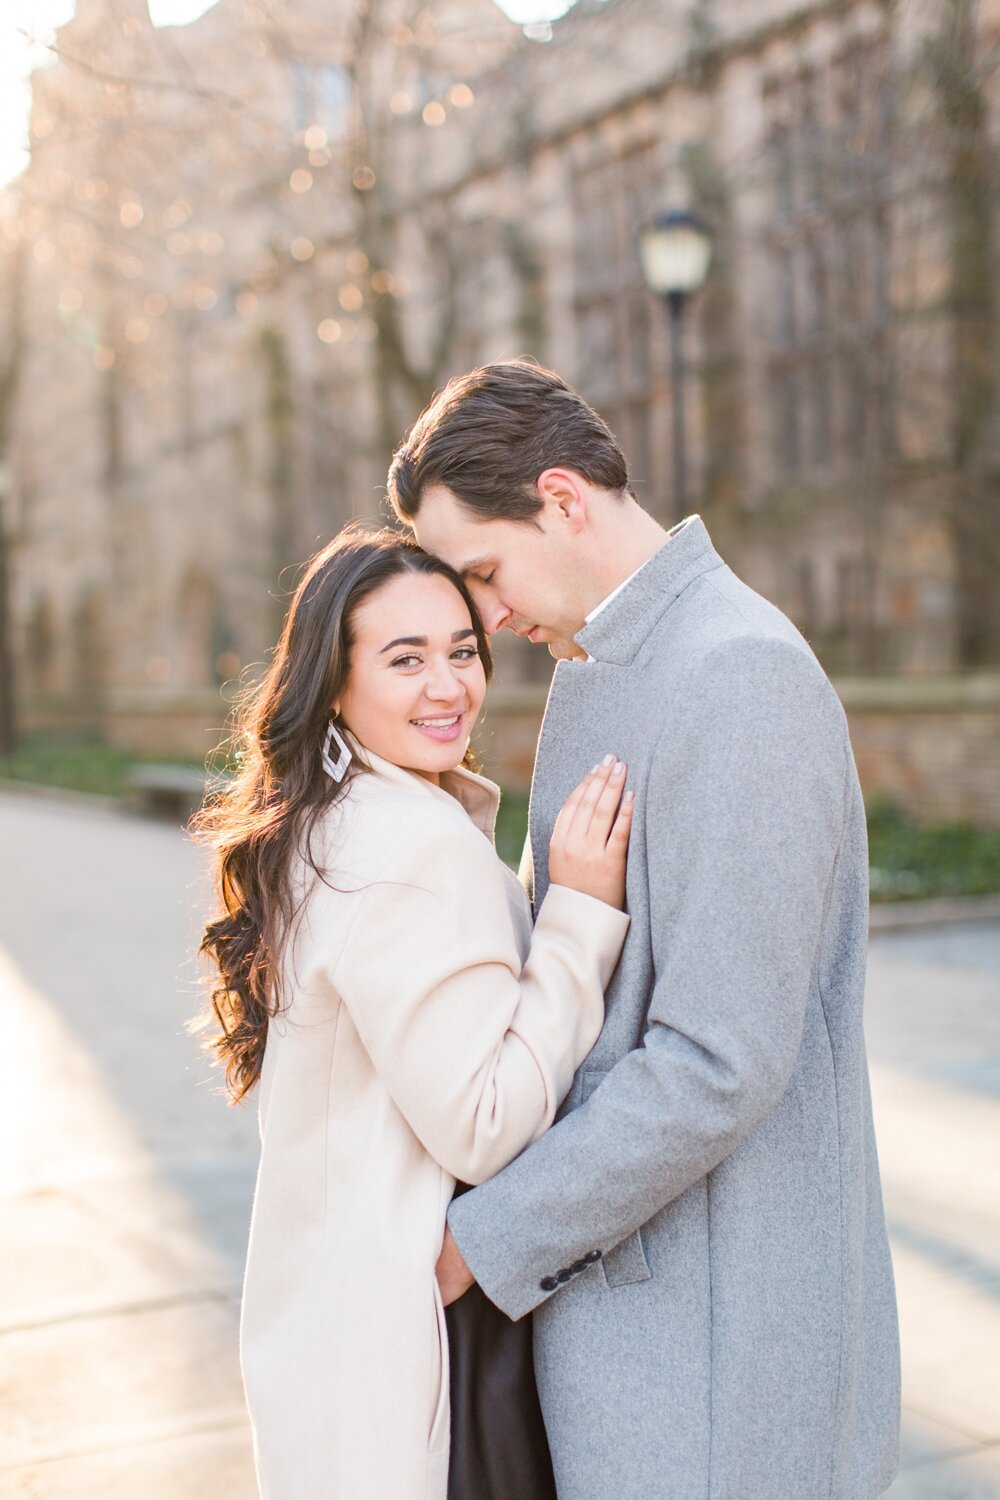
[321,811,629,1185]
[448,636,852,1318]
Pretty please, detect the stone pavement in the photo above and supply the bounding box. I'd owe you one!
[0,790,258,1498]
[1,788,998,1498]
[870,923,1000,1499]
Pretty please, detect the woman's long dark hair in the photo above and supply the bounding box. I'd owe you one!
[193,524,493,1102]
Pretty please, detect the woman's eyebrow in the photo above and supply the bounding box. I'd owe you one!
[379,636,426,652]
[379,629,475,653]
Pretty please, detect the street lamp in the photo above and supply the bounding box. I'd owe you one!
[639,209,713,524]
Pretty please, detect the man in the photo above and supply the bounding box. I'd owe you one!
[387,360,900,1500]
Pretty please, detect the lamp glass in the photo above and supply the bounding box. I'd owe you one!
[639,216,713,297]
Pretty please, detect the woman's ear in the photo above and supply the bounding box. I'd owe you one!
[331,701,340,718]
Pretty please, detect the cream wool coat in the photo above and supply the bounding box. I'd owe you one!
[239,746,629,1500]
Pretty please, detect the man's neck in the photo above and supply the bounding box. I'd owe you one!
[585,502,670,616]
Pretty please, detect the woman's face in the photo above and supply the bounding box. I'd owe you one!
[336,571,487,783]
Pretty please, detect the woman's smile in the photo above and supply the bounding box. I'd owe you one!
[411,711,466,741]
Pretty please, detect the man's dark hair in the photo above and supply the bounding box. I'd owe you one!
[387,359,631,524]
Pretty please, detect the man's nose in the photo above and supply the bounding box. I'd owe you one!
[480,598,513,636]
[465,579,511,635]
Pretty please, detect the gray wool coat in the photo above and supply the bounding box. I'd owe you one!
[448,516,900,1500]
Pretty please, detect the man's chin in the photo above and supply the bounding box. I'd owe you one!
[547,636,587,662]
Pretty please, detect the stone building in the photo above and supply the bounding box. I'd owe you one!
[0,0,519,749]
[1,0,998,820]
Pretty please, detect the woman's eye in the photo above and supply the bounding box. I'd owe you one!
[480,571,495,586]
[452,647,479,662]
[390,654,422,668]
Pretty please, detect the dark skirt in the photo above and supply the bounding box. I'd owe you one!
[445,1282,558,1500]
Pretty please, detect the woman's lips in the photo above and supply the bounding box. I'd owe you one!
[411,713,465,742]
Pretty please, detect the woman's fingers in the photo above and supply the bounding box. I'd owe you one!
[587,760,627,841]
[609,789,635,846]
[559,757,614,839]
[547,758,634,908]
[553,756,630,851]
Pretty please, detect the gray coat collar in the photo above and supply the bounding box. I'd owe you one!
[574,515,723,666]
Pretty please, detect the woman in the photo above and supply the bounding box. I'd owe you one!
[195,525,632,1499]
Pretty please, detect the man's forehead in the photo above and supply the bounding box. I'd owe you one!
[416,486,499,571]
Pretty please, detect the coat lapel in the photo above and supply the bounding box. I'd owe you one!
[524,516,725,912]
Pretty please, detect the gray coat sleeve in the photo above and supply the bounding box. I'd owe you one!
[448,636,851,1320]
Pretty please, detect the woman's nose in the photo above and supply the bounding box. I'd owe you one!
[424,662,465,701]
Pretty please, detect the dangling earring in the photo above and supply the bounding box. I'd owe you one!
[321,721,352,783]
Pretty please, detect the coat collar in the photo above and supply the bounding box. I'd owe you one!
[574,515,724,666]
[346,733,500,842]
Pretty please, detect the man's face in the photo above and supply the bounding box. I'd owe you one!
[412,484,590,659]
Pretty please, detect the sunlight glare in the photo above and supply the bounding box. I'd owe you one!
[0,0,74,189]
[147,0,221,25]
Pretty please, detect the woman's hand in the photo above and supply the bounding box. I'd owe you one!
[548,756,634,910]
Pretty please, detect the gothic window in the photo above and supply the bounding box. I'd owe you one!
[764,38,895,486]
[571,144,661,504]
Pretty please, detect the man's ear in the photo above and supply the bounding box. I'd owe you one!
[536,468,588,533]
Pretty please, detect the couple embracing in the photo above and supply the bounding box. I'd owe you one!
[197,361,900,1500]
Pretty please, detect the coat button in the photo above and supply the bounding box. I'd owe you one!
[555,1268,574,1284]
[584,1249,602,1263]
[539,1276,558,1292]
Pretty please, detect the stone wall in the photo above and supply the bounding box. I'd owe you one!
[57,672,999,831]
[839,674,1000,829]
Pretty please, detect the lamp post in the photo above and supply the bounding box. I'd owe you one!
[639,210,713,524]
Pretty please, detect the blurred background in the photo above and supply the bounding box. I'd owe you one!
[0,2,998,1497]
[1,0,999,825]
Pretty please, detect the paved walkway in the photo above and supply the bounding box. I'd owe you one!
[870,924,1000,1498]
[1,789,997,1498]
